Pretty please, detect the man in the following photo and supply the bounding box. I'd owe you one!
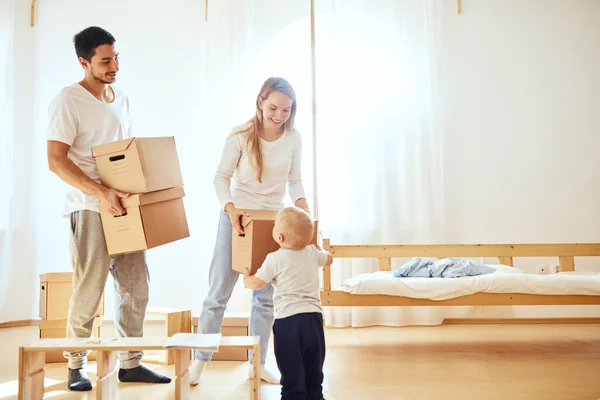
[47,26,171,391]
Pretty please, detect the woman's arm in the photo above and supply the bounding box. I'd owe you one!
[288,131,308,211]
[214,134,246,234]
[213,134,241,212]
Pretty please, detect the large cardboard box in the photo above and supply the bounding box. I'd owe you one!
[91,137,183,194]
[232,210,319,275]
[40,317,101,363]
[39,272,104,320]
[100,187,190,255]
[193,313,249,361]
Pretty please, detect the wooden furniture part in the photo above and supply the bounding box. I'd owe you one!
[39,317,101,363]
[320,241,600,307]
[141,307,192,365]
[18,336,261,400]
[192,312,250,361]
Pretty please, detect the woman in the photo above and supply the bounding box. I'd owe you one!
[191,77,310,385]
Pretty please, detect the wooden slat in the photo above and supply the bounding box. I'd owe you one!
[559,256,575,272]
[377,257,392,271]
[0,319,37,329]
[250,342,261,400]
[328,243,600,258]
[320,291,600,307]
[322,239,331,291]
[174,349,190,400]
[18,348,45,400]
[498,256,513,266]
[96,351,118,400]
[23,335,260,352]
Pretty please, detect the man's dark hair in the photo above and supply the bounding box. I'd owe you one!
[73,26,115,61]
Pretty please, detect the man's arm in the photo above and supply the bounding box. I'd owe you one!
[47,140,128,216]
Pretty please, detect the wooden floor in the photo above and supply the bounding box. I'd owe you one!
[1,323,599,399]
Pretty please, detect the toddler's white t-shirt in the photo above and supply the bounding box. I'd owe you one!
[254,245,329,319]
[47,83,131,216]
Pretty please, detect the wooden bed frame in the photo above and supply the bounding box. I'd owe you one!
[320,239,600,307]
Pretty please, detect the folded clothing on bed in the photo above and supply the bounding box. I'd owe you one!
[392,257,496,278]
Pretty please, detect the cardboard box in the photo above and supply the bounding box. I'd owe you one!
[40,317,101,363]
[39,272,104,320]
[232,210,319,275]
[100,187,190,255]
[193,313,249,361]
[91,137,183,194]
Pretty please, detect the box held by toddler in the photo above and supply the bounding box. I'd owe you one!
[232,209,319,275]
[39,272,104,320]
[193,313,250,361]
[91,136,183,194]
[100,187,190,255]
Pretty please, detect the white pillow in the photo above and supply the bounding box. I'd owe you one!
[490,264,525,274]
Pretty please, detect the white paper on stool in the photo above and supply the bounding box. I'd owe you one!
[164,333,221,351]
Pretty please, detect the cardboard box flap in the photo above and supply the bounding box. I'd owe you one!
[122,187,185,208]
[39,272,72,282]
[240,210,278,228]
[91,137,135,158]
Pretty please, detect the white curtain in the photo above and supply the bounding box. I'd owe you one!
[0,0,15,322]
[0,0,37,323]
[314,0,449,327]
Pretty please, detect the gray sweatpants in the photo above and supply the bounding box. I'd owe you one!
[64,210,149,370]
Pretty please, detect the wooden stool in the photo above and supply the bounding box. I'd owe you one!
[142,307,191,365]
[18,336,261,400]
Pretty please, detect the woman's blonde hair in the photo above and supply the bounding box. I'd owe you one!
[231,77,297,183]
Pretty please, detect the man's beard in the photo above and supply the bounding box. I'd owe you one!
[91,68,114,84]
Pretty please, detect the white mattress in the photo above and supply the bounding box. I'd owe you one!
[340,266,600,300]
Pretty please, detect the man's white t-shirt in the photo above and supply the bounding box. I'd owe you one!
[254,245,329,320]
[213,122,306,211]
[47,83,131,216]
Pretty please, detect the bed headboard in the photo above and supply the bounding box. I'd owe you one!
[320,239,600,291]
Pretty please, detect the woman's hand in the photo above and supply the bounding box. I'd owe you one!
[295,198,310,213]
[224,202,245,235]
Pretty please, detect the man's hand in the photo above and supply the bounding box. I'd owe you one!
[99,188,130,216]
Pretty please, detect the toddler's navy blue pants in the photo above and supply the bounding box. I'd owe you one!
[273,312,325,400]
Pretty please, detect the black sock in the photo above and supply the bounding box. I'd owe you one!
[68,368,92,391]
[118,364,171,384]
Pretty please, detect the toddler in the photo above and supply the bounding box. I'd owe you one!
[244,207,332,400]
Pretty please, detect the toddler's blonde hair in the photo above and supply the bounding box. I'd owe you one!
[277,207,314,249]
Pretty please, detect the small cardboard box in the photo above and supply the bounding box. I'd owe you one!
[99,187,190,255]
[40,317,101,363]
[232,210,319,275]
[39,272,104,320]
[91,137,183,194]
[193,313,249,361]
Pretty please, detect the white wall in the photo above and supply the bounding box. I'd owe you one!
[8,0,600,322]
[436,0,600,318]
[439,0,600,254]
[23,0,312,322]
